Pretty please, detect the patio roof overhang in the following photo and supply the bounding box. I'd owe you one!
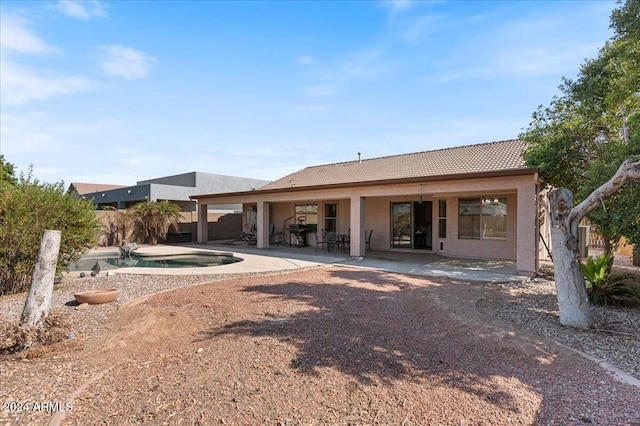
[190,167,538,204]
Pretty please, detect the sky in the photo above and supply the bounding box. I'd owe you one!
[0,0,618,186]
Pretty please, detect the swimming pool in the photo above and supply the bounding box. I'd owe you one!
[67,251,243,272]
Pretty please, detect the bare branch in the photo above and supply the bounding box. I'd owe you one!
[570,156,640,223]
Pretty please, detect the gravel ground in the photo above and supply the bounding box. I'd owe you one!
[1,258,639,425]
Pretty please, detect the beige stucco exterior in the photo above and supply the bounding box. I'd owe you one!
[192,170,540,275]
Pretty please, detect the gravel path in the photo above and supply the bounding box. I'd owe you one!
[1,261,639,425]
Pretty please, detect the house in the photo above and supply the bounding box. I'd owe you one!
[190,140,542,275]
[68,183,127,198]
[73,171,270,212]
[71,171,270,244]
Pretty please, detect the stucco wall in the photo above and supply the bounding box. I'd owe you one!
[95,210,240,246]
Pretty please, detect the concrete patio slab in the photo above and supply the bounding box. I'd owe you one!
[71,242,532,283]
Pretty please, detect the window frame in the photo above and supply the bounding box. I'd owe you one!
[294,203,318,231]
[458,196,507,240]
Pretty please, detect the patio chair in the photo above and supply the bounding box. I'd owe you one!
[315,230,337,252]
[336,233,350,253]
[325,232,338,253]
[365,229,373,252]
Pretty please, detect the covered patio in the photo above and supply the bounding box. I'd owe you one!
[191,140,542,276]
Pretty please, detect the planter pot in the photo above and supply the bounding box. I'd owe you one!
[74,288,120,304]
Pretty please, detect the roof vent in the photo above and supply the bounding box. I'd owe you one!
[358,152,362,163]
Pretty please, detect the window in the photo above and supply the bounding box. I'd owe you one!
[438,200,447,239]
[325,203,337,233]
[295,204,318,230]
[458,197,507,240]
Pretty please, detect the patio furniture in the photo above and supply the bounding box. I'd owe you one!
[365,229,373,252]
[336,233,350,253]
[315,231,337,253]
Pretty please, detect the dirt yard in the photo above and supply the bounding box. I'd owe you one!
[2,266,639,425]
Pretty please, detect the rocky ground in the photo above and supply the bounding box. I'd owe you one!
[1,259,639,425]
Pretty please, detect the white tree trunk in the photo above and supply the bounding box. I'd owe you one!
[547,156,640,328]
[548,189,592,328]
[20,230,61,327]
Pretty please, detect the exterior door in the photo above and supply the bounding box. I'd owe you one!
[413,201,433,250]
[391,201,433,250]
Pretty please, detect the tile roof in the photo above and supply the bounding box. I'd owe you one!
[69,183,126,195]
[259,139,531,191]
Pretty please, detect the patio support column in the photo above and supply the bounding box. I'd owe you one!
[256,201,270,249]
[516,183,537,275]
[197,202,208,243]
[349,195,365,258]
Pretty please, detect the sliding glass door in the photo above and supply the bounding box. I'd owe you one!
[391,203,412,248]
[391,201,433,250]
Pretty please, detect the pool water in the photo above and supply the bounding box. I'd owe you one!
[67,252,242,272]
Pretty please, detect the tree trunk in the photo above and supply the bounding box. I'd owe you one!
[20,230,61,327]
[633,245,640,267]
[546,156,640,328]
[548,189,592,328]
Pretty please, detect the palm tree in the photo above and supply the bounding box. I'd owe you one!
[130,199,182,245]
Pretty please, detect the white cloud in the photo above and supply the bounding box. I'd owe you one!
[0,59,95,106]
[394,13,448,42]
[436,10,612,83]
[99,45,156,79]
[301,49,389,99]
[0,13,94,106]
[340,49,388,79]
[0,12,56,55]
[55,0,108,20]
[296,56,316,65]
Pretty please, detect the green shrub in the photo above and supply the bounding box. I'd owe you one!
[0,172,100,295]
[581,253,640,306]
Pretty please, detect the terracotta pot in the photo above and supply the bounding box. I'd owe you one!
[74,288,120,304]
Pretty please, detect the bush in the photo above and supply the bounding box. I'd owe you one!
[0,172,100,295]
[581,253,640,306]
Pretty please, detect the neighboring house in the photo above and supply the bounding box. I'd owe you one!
[191,140,543,275]
[72,172,270,212]
[68,183,126,198]
[72,172,270,244]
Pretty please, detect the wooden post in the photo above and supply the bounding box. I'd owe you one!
[20,230,61,327]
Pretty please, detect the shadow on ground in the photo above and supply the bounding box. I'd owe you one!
[194,268,638,423]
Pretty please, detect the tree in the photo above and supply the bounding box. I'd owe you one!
[520,0,640,327]
[0,171,100,295]
[0,155,18,187]
[522,0,639,260]
[129,199,182,245]
[548,158,639,327]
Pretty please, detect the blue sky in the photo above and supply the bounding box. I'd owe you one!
[1,0,617,186]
